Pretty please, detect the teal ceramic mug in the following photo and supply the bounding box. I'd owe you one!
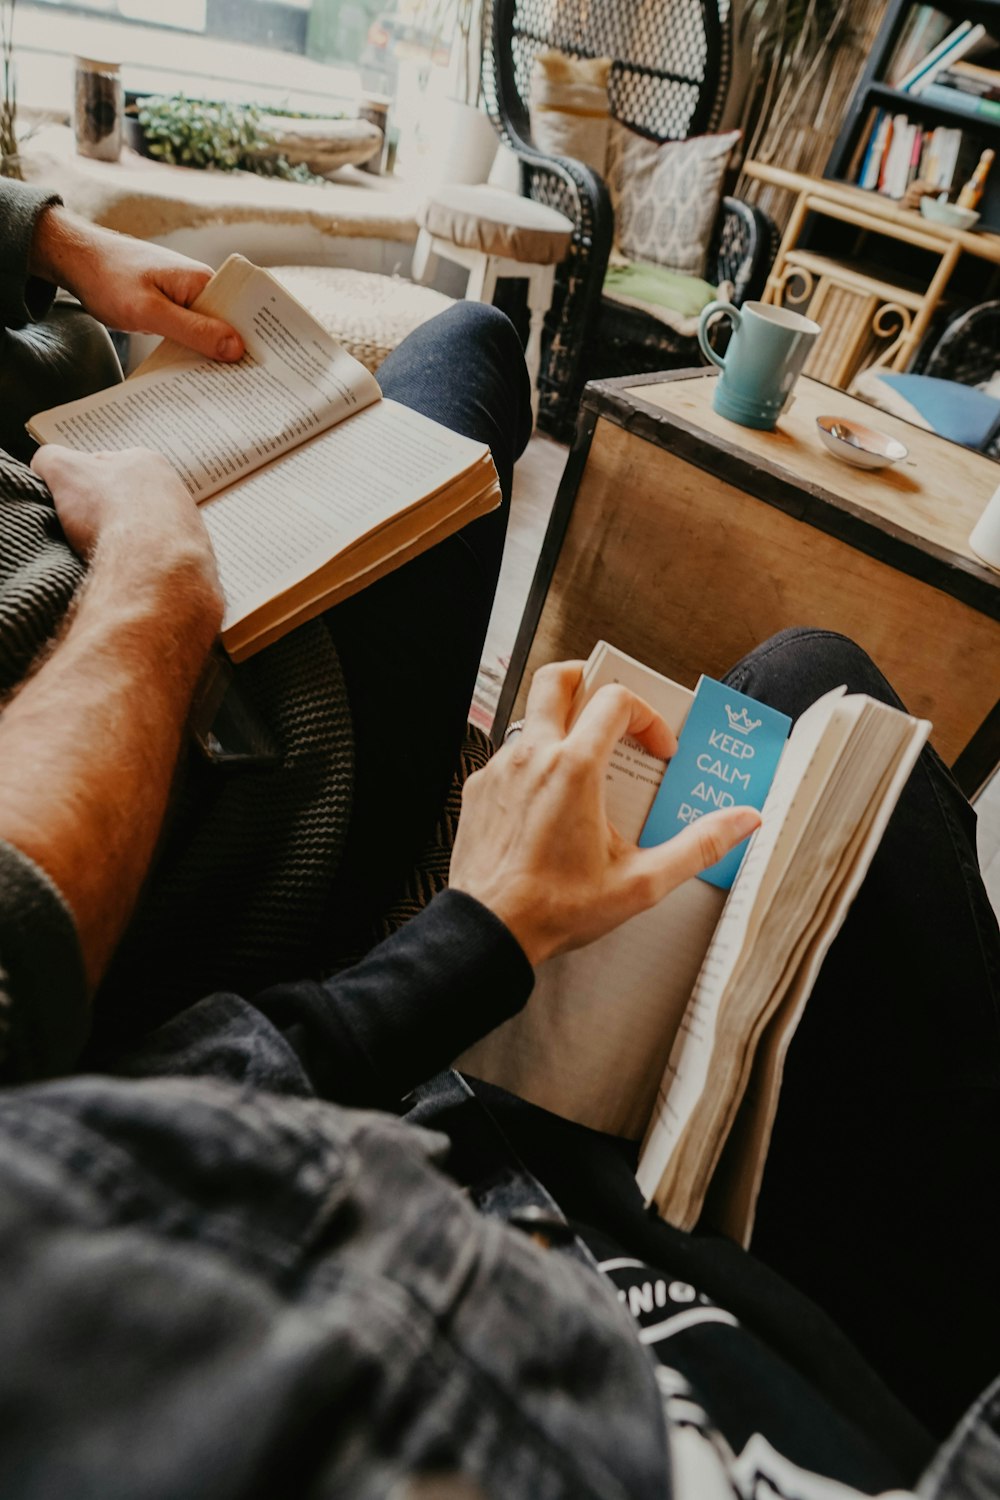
[697,300,821,431]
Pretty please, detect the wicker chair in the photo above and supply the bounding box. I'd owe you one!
[483,0,778,440]
[918,300,1000,386]
[918,300,1000,457]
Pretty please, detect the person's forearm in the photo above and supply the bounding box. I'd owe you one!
[28,204,100,295]
[0,533,221,991]
[254,889,535,1108]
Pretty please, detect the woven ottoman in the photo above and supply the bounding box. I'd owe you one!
[268,265,455,372]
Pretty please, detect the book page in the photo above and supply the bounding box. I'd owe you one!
[28,257,381,503]
[459,879,725,1138]
[233,471,498,660]
[576,643,696,840]
[200,398,493,631]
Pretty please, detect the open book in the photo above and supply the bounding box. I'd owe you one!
[28,256,500,661]
[457,643,930,1245]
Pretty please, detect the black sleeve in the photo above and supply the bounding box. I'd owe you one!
[0,840,90,1084]
[0,179,63,330]
[253,888,535,1109]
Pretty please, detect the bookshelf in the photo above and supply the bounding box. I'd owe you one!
[825,0,1000,229]
[742,157,1000,390]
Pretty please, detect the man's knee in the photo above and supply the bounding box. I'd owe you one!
[725,627,903,717]
[434,300,524,362]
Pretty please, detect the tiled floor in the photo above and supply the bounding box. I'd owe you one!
[483,432,1000,919]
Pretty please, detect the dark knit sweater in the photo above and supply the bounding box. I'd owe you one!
[0,178,61,329]
[0,180,355,1082]
[0,182,90,1080]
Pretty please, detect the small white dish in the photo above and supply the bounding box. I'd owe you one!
[816,415,908,470]
[919,197,980,232]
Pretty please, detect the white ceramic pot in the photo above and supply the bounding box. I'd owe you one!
[431,96,498,185]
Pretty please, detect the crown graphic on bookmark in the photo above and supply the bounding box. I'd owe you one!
[724,704,762,736]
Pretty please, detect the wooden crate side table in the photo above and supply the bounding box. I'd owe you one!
[495,370,1000,797]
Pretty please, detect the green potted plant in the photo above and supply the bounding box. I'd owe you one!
[128,95,380,179]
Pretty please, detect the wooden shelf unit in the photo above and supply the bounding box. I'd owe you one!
[825,0,1000,230]
[743,159,1000,386]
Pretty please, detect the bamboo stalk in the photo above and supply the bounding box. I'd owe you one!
[0,0,20,176]
[736,0,890,230]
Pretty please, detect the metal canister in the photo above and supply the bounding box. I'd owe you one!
[74,57,123,161]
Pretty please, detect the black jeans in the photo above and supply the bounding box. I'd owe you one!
[734,628,1000,1437]
[323,301,532,948]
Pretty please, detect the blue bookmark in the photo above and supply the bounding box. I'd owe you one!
[638,677,791,889]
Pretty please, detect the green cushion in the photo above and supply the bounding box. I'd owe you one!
[603,259,718,317]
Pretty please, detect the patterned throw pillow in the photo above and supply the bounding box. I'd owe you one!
[529,48,613,175]
[606,123,741,278]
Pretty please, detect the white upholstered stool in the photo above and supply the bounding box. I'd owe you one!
[412,184,574,422]
[268,265,455,373]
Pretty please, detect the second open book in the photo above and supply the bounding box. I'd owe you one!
[457,643,930,1246]
[29,256,500,661]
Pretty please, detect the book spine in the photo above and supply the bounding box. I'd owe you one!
[951,60,1000,90]
[882,113,912,195]
[940,126,963,189]
[854,109,881,184]
[907,124,924,186]
[861,115,884,189]
[939,67,1000,98]
[908,24,987,94]
[877,116,898,192]
[897,20,972,91]
[920,126,942,185]
[921,83,1000,122]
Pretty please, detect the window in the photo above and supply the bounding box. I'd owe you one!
[16,0,368,115]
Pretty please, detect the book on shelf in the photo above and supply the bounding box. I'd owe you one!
[884,113,921,195]
[28,256,501,663]
[926,124,965,188]
[858,111,891,188]
[899,21,984,93]
[457,642,930,1245]
[945,58,1000,95]
[886,6,956,87]
[920,80,1000,120]
[853,108,964,194]
[847,106,880,183]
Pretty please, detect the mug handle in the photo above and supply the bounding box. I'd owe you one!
[698,301,741,369]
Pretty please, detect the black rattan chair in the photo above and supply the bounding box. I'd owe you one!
[912,300,1000,457]
[483,0,778,440]
[918,300,1000,387]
